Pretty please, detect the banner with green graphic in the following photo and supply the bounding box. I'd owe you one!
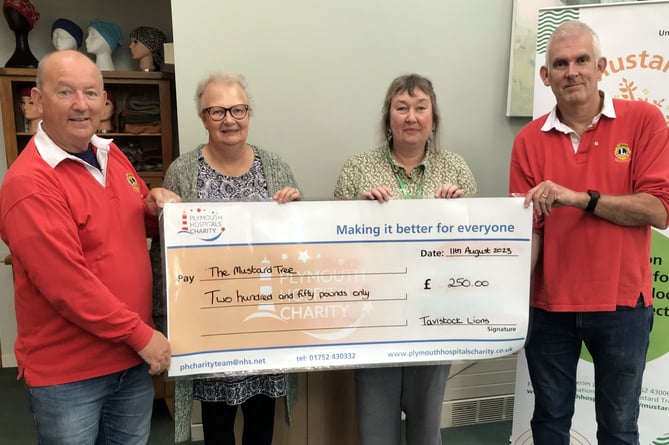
[510,2,669,444]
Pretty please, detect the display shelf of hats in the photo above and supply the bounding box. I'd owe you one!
[0,67,177,189]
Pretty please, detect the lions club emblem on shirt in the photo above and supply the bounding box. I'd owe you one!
[613,144,631,162]
[126,173,140,192]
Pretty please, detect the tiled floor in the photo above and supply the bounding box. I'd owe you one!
[0,367,512,444]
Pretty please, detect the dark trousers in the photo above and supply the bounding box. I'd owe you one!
[201,394,276,445]
[525,302,653,445]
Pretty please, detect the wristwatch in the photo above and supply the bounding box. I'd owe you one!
[584,190,600,213]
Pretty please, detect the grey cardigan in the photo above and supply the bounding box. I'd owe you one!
[149,144,299,442]
[162,144,299,200]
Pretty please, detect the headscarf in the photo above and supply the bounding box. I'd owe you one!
[2,0,40,30]
[52,18,83,49]
[89,19,122,52]
[129,26,167,67]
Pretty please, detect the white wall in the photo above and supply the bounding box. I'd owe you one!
[171,0,529,200]
[1,0,530,365]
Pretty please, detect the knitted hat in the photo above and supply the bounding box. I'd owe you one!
[20,86,32,97]
[2,0,40,30]
[129,26,167,66]
[52,18,83,49]
[89,19,122,52]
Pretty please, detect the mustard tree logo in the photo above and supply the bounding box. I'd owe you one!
[178,207,226,241]
[615,77,669,125]
[651,432,669,445]
[512,428,592,444]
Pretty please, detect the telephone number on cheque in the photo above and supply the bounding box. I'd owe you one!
[308,352,356,361]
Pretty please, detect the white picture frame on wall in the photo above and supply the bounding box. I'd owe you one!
[506,0,638,117]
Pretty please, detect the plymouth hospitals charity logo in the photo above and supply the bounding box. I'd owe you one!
[242,253,374,341]
[178,207,226,241]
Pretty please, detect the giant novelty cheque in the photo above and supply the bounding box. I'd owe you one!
[162,198,532,378]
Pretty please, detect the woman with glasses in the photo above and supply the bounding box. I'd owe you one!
[151,72,299,444]
[335,73,477,445]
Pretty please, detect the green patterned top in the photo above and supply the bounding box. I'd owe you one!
[335,144,477,200]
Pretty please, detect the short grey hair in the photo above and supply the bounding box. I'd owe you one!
[194,72,253,117]
[544,20,602,70]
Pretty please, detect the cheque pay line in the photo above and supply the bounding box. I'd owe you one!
[197,267,409,282]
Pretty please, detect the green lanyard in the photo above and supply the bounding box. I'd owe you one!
[385,150,427,199]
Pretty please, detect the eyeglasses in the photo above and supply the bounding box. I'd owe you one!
[201,104,249,121]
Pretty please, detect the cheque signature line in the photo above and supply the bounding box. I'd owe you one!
[201,322,409,337]
[200,268,408,282]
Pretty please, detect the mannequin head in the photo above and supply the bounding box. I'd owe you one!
[129,26,167,71]
[51,18,83,50]
[87,19,122,53]
[19,85,39,133]
[97,91,116,133]
[86,21,122,71]
[2,0,39,32]
[85,27,111,55]
[101,92,115,120]
[3,0,39,67]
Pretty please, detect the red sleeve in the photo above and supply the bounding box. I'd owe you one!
[1,171,153,352]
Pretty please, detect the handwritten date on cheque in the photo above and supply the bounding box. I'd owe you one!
[421,247,513,257]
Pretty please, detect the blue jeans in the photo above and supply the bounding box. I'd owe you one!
[525,302,653,445]
[26,362,154,445]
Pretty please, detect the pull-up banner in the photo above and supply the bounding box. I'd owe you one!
[161,198,532,378]
[511,2,669,444]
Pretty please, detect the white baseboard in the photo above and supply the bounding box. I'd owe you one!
[2,353,16,368]
[191,424,203,441]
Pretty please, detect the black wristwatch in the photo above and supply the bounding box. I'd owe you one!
[584,190,600,213]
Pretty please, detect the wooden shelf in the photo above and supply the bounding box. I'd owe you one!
[0,68,177,188]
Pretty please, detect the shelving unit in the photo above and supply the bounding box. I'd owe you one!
[0,68,177,188]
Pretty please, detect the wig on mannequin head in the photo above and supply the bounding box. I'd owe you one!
[2,0,39,30]
[3,0,39,67]
[129,26,167,70]
[52,18,83,49]
[88,19,122,52]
